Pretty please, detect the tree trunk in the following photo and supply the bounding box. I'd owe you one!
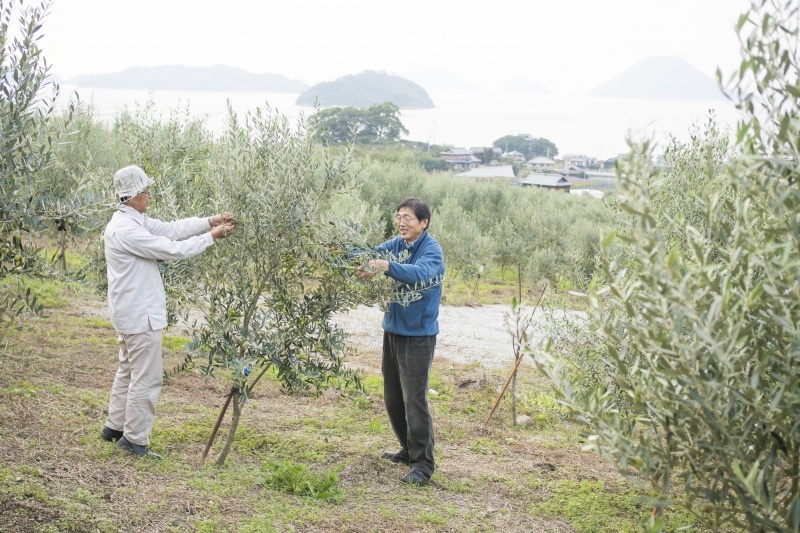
[511,365,517,426]
[471,272,481,303]
[215,392,242,466]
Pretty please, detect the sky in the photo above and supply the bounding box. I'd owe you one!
[41,0,751,94]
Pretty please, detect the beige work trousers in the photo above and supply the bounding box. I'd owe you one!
[105,329,163,446]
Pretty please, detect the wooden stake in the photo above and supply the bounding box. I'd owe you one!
[198,385,238,468]
[483,285,547,427]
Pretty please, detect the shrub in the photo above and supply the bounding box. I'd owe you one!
[536,2,800,530]
[0,0,76,327]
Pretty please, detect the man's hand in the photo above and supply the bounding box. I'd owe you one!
[356,259,389,279]
[211,222,236,240]
[208,212,235,228]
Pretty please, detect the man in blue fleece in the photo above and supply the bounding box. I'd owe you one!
[357,198,445,486]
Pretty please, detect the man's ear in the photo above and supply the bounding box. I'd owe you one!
[422,218,430,230]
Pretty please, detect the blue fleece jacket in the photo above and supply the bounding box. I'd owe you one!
[376,231,445,337]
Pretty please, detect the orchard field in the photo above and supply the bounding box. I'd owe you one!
[3,0,800,531]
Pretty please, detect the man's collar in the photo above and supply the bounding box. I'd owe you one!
[403,231,427,248]
[118,203,145,224]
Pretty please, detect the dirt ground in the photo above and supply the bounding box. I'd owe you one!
[335,305,528,368]
[333,304,546,370]
[0,294,637,532]
[89,299,548,370]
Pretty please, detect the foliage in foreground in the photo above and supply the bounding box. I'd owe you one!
[0,0,78,327]
[537,1,800,530]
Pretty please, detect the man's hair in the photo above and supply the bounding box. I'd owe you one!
[397,198,431,224]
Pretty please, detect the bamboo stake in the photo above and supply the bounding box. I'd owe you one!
[198,385,238,468]
[483,285,547,427]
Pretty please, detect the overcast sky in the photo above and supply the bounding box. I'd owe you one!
[42,0,751,93]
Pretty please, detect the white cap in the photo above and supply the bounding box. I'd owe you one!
[114,165,154,199]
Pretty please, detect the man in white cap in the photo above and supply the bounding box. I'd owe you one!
[100,165,236,459]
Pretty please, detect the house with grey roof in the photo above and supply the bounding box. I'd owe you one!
[528,156,555,171]
[504,150,527,164]
[439,147,480,171]
[514,173,571,192]
[456,165,516,179]
[468,146,503,164]
[561,154,596,169]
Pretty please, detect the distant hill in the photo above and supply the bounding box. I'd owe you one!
[296,70,434,109]
[499,78,549,93]
[402,69,477,91]
[67,65,308,93]
[588,56,725,101]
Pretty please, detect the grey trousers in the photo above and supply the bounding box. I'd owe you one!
[105,329,163,446]
[382,331,436,477]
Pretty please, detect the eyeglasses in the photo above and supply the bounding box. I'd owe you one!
[395,214,417,223]
[137,189,152,196]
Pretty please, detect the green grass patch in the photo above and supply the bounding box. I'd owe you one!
[360,373,383,395]
[258,459,343,503]
[187,463,264,499]
[3,380,40,398]
[163,334,191,351]
[78,317,113,329]
[534,479,697,532]
[0,464,52,503]
[19,277,69,309]
[155,413,219,448]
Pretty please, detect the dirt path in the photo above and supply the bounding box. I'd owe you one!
[84,298,554,370]
[86,299,550,369]
[333,304,549,369]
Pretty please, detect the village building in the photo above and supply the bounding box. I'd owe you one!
[504,150,527,164]
[469,146,502,164]
[455,165,516,179]
[527,156,556,171]
[439,147,480,171]
[560,154,596,169]
[514,173,571,192]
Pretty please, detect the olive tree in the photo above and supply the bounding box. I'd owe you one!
[189,105,381,466]
[0,0,75,327]
[536,1,800,530]
[38,105,122,274]
[113,100,218,324]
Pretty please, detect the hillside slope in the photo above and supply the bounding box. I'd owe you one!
[588,56,725,100]
[296,70,435,108]
[68,64,308,93]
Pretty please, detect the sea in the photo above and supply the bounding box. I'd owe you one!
[57,84,742,160]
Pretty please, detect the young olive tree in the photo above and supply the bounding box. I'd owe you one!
[0,0,75,327]
[189,105,380,466]
[113,100,218,324]
[536,1,800,530]
[432,196,490,295]
[38,105,122,274]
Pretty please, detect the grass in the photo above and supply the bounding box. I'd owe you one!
[440,265,587,312]
[441,266,524,307]
[0,281,706,532]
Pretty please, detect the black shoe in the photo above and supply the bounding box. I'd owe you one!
[381,451,410,465]
[116,436,161,460]
[101,426,123,442]
[400,470,430,486]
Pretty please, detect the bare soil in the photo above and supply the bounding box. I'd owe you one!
[0,292,624,532]
[333,304,547,369]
